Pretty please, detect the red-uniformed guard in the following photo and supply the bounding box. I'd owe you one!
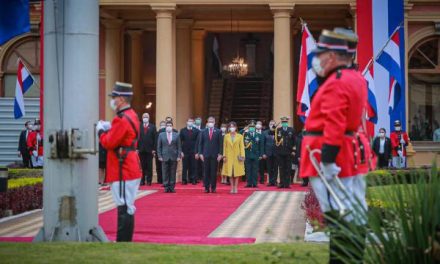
[98,82,142,242]
[27,118,43,168]
[390,120,409,168]
[299,29,368,264]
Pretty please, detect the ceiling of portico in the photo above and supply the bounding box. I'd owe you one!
[100,4,353,31]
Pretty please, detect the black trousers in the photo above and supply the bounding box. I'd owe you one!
[155,156,163,184]
[182,153,196,183]
[245,158,259,186]
[203,157,218,191]
[21,151,32,168]
[196,159,204,181]
[266,155,278,185]
[378,153,389,168]
[258,159,266,183]
[276,154,292,187]
[139,152,153,184]
[162,160,177,190]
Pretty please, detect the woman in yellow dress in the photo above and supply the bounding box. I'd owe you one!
[222,121,245,194]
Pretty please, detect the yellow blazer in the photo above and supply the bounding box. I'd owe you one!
[221,133,245,177]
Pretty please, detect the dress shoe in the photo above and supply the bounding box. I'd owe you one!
[244,185,251,188]
[164,189,169,193]
[267,183,275,186]
[191,181,197,185]
[211,189,216,193]
[182,182,187,185]
[204,189,210,193]
[170,189,176,193]
[301,182,308,187]
[147,182,152,186]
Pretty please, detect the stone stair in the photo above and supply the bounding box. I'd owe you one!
[0,98,40,166]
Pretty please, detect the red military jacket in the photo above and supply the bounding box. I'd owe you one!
[100,107,142,183]
[27,131,43,156]
[356,130,375,175]
[390,131,409,157]
[300,67,367,178]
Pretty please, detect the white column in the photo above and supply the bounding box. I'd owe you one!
[152,4,176,127]
[102,19,123,120]
[127,30,144,115]
[176,19,193,129]
[191,29,206,120]
[270,4,294,125]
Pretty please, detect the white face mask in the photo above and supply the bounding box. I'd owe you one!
[34,125,40,131]
[395,126,401,131]
[229,127,236,133]
[312,56,324,77]
[160,125,166,129]
[166,127,173,133]
[269,123,275,128]
[187,122,194,128]
[207,122,214,128]
[143,118,149,123]
[221,127,226,133]
[110,99,117,110]
[27,124,33,130]
[256,124,262,130]
[379,132,385,137]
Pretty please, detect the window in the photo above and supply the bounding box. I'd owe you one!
[1,36,40,98]
[408,37,440,142]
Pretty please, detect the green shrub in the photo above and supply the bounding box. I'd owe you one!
[330,164,440,263]
[7,169,43,179]
[366,168,434,187]
[8,177,43,189]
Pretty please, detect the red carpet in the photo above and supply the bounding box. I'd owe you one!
[99,187,256,245]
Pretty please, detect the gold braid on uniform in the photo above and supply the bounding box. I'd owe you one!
[244,133,252,149]
[274,127,284,147]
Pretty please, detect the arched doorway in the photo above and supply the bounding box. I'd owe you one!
[0,35,40,98]
[408,36,440,141]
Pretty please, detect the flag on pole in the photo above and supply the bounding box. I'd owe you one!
[357,0,405,134]
[14,59,34,119]
[212,36,223,76]
[296,22,318,122]
[376,28,403,113]
[0,0,30,45]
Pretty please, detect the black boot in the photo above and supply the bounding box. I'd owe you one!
[116,205,134,242]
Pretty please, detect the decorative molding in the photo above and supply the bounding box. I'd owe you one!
[408,13,440,22]
[150,3,177,12]
[101,19,124,29]
[193,20,273,32]
[101,0,353,5]
[408,25,439,50]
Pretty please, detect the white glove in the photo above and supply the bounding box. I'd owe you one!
[96,121,105,133]
[320,162,341,181]
[32,150,38,157]
[102,121,111,131]
[400,138,405,144]
[397,150,403,157]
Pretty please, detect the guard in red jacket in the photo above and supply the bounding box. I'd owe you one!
[299,29,368,264]
[390,120,409,168]
[27,118,43,168]
[98,82,142,242]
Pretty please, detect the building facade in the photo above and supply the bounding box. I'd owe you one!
[0,0,439,166]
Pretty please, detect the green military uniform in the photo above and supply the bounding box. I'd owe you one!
[243,121,264,187]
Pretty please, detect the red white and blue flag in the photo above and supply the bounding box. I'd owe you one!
[14,59,34,119]
[357,0,406,134]
[377,29,403,113]
[296,23,318,123]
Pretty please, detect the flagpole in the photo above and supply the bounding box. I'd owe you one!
[361,21,403,75]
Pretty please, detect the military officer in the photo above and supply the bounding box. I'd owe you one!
[255,121,266,184]
[390,120,409,168]
[98,82,142,242]
[270,116,296,188]
[243,121,264,188]
[27,118,44,168]
[299,29,368,263]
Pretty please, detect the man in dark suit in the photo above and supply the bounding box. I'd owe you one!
[18,121,32,168]
[255,121,266,184]
[194,117,204,183]
[263,120,277,186]
[270,116,296,188]
[372,127,392,168]
[138,113,157,185]
[197,116,223,193]
[157,121,182,193]
[180,118,199,185]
